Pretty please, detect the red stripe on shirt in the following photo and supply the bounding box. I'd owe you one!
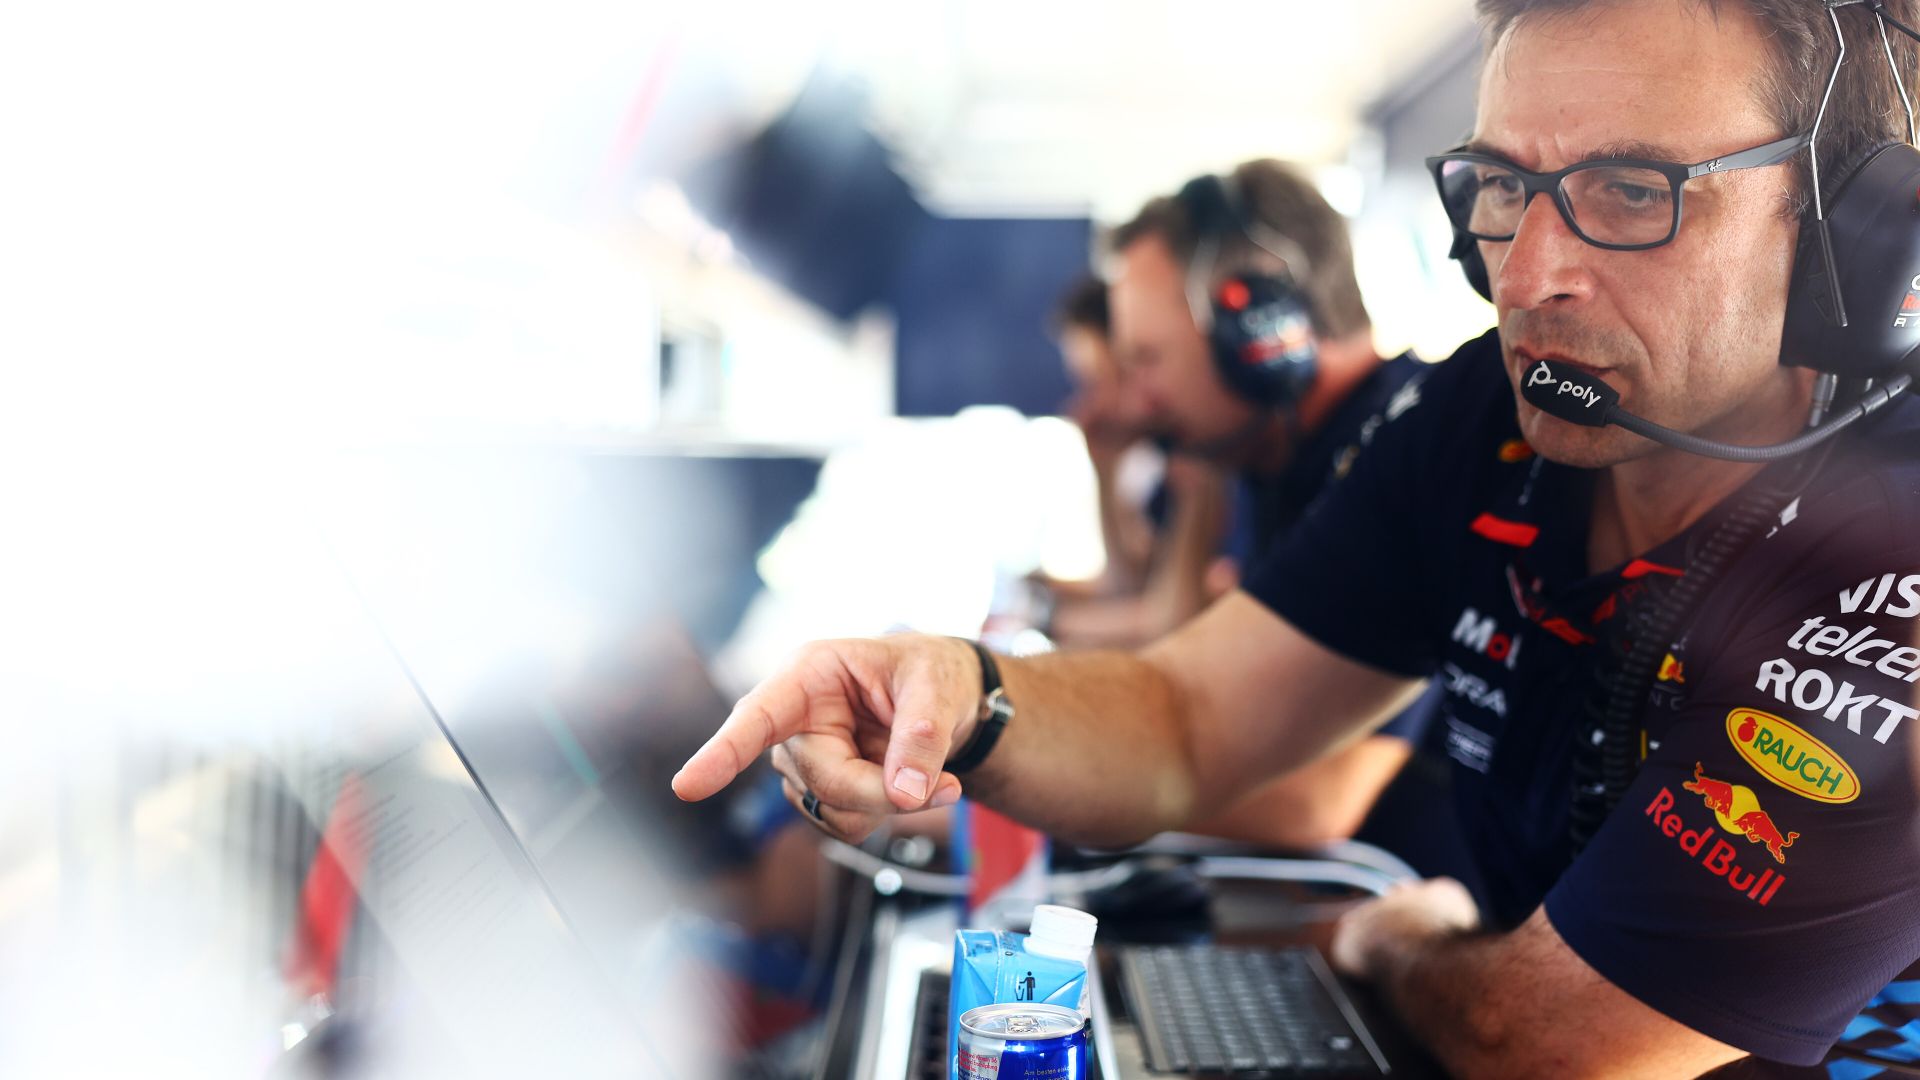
[1471,512,1540,548]
[1622,559,1683,580]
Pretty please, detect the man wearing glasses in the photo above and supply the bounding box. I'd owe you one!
[677,0,1920,1072]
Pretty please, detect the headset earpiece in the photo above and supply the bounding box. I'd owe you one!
[1781,140,1920,378]
[1449,227,1492,303]
[1175,174,1321,406]
[1206,272,1320,404]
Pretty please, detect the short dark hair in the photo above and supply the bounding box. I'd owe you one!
[1474,0,1920,217]
[1109,159,1372,339]
[1053,275,1110,337]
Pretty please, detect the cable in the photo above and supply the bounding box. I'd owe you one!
[1192,856,1403,898]
[1568,437,1839,854]
[815,835,1145,898]
[1870,0,1920,51]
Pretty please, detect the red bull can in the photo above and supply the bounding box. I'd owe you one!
[957,1003,1087,1080]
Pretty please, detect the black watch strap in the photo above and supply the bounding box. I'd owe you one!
[946,639,1012,774]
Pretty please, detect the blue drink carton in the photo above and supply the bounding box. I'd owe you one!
[948,905,1098,1080]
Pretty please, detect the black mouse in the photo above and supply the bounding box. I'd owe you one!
[1078,857,1212,934]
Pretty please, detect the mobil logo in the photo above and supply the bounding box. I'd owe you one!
[1451,606,1522,670]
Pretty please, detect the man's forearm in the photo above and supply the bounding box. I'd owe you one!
[1186,735,1412,849]
[1366,929,1520,1076]
[948,597,1422,853]
[1092,455,1152,592]
[1139,470,1229,635]
[958,648,1197,849]
[1343,902,1740,1078]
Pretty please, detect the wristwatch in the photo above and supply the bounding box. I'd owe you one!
[946,639,1013,774]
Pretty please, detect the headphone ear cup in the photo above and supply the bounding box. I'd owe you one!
[1177,175,1235,237]
[1781,141,1920,378]
[1206,273,1319,405]
[1782,214,1842,354]
[1448,228,1492,303]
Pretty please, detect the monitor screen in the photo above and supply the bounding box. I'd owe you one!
[0,472,731,1078]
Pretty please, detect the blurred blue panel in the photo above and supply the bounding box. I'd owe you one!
[683,77,930,321]
[891,216,1093,417]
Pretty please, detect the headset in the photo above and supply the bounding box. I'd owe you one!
[1173,173,1321,407]
[1451,0,1920,428]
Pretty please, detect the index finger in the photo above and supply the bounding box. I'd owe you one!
[672,672,812,802]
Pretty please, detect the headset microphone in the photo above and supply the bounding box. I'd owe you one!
[1518,360,1621,427]
[1520,357,1912,461]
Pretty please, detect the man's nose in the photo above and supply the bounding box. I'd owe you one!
[1489,192,1596,312]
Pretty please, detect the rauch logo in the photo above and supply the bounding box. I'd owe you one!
[1725,708,1859,804]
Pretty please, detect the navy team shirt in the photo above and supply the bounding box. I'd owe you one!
[1244,329,1920,1071]
[1225,351,1428,566]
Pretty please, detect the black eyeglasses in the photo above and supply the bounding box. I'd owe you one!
[1426,132,1810,251]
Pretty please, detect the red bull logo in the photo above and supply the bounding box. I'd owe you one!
[1644,770,1794,907]
[1730,810,1796,865]
[1496,438,1534,463]
[1656,653,1686,684]
[1682,763,1737,815]
[1681,762,1800,864]
[1897,285,1920,327]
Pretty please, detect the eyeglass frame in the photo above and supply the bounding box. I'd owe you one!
[1424,131,1811,252]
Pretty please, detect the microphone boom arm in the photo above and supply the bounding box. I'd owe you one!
[1609,374,1911,461]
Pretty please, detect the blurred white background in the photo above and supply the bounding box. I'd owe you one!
[0,3,1497,1075]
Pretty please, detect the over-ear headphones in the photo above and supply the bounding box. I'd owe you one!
[1446,4,1920,382]
[1780,139,1920,378]
[1174,174,1320,406]
[1448,227,1493,305]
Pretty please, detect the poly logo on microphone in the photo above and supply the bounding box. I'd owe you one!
[1531,361,1603,409]
[1520,358,1615,427]
[1560,381,1603,409]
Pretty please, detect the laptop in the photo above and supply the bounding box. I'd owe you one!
[19,508,730,1077]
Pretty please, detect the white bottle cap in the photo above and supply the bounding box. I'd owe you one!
[1026,904,1098,962]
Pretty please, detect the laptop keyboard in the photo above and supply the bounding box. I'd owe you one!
[1119,944,1385,1076]
[908,969,952,1080]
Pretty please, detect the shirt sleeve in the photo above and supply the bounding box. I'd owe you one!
[1544,472,1920,1065]
[1241,330,1502,679]
[1376,681,1443,743]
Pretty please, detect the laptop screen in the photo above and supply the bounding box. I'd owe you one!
[0,475,727,1078]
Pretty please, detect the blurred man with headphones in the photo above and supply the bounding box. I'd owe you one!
[1038,275,1241,650]
[1107,163,1419,612]
[679,0,1920,1072]
[1085,162,1466,858]
[1045,276,1164,605]
[1048,170,1420,634]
